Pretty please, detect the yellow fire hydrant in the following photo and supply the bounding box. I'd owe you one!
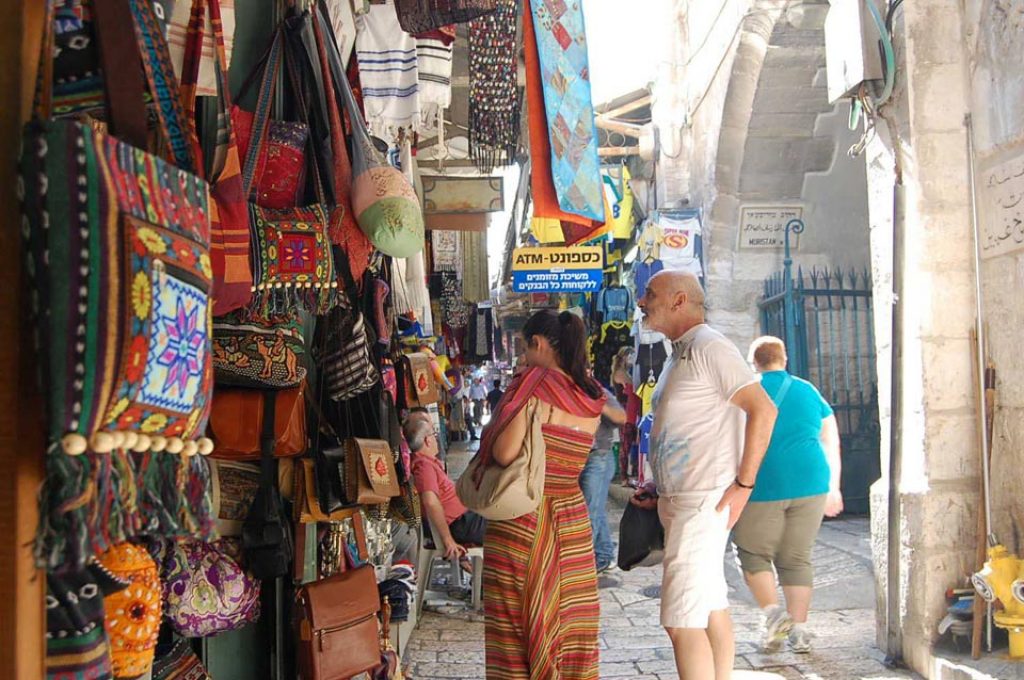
[973,544,1024,658]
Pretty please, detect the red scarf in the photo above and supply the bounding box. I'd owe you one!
[477,367,606,467]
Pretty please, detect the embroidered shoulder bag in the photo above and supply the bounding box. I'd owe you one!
[20,0,215,457]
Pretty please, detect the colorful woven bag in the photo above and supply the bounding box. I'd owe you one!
[152,538,262,638]
[212,309,307,388]
[20,0,215,458]
[181,0,254,315]
[153,639,213,680]
[98,543,163,679]
[240,27,339,315]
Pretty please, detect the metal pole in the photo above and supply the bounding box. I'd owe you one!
[964,114,996,652]
[783,219,805,353]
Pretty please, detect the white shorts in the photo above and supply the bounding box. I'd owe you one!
[658,486,731,629]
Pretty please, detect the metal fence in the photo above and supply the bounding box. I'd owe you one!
[758,266,881,514]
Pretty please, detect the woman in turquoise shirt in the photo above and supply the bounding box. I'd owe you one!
[732,336,843,654]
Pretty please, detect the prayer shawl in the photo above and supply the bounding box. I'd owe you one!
[355,0,421,138]
[392,138,434,334]
[523,1,608,245]
[478,367,605,466]
[468,0,520,170]
[166,0,236,98]
[416,30,455,130]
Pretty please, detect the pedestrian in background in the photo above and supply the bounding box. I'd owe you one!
[470,377,488,425]
[486,379,504,414]
[636,271,777,680]
[579,385,627,573]
[731,336,844,654]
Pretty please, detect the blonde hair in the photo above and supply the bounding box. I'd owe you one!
[748,336,787,370]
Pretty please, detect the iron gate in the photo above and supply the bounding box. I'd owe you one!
[758,267,881,514]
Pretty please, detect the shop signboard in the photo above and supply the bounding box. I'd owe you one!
[511,246,604,293]
[738,205,803,249]
[977,143,1024,259]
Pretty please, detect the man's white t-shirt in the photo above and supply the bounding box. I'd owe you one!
[649,324,759,495]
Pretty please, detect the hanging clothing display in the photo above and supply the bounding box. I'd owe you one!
[355,0,421,138]
[416,28,455,130]
[638,219,664,262]
[594,284,633,324]
[603,165,635,240]
[522,3,607,245]
[633,258,664,300]
[466,305,494,362]
[431,229,461,271]
[591,320,632,386]
[460,229,491,303]
[468,0,520,169]
[655,212,703,275]
[324,0,358,67]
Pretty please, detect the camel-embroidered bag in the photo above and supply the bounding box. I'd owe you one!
[212,309,307,389]
[20,0,215,457]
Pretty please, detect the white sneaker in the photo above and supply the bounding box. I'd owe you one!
[761,605,794,651]
[788,624,812,654]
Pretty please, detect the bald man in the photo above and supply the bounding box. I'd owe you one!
[636,271,777,680]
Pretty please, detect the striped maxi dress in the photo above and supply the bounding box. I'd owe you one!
[483,420,601,679]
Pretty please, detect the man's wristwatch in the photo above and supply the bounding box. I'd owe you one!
[735,477,755,490]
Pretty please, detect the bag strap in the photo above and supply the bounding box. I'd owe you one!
[92,0,148,148]
[260,391,278,486]
[769,374,795,408]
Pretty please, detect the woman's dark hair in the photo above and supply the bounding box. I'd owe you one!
[522,309,603,399]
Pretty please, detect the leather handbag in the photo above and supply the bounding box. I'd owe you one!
[295,459,360,523]
[456,397,549,520]
[345,438,401,505]
[209,385,307,460]
[317,304,379,402]
[400,353,440,408]
[296,565,381,680]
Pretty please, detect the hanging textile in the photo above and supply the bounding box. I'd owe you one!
[523,3,608,245]
[459,230,491,303]
[431,229,461,271]
[603,165,635,240]
[440,272,470,329]
[468,0,520,170]
[324,0,358,68]
[167,0,236,98]
[355,0,421,138]
[416,28,455,130]
[466,305,493,362]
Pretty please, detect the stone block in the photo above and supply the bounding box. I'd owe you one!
[905,2,966,67]
[910,270,974,338]
[908,62,969,134]
[738,172,806,199]
[751,84,831,116]
[912,133,971,207]
[919,336,975,412]
[746,113,819,138]
[922,410,980,482]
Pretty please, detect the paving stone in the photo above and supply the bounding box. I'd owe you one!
[600,661,641,675]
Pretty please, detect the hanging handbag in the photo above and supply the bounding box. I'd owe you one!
[345,438,401,505]
[295,565,381,680]
[323,10,425,258]
[317,304,379,402]
[240,27,340,315]
[181,0,253,315]
[151,537,262,637]
[209,460,262,536]
[456,397,549,520]
[232,109,309,210]
[242,392,295,579]
[153,638,213,680]
[21,0,216,458]
[212,309,307,388]
[400,352,440,407]
[393,0,498,34]
[617,500,665,571]
[295,459,361,523]
[208,385,307,460]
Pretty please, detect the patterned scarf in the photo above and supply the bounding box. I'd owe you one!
[416,29,454,131]
[167,0,236,98]
[459,229,490,303]
[355,0,421,138]
[478,367,606,466]
[431,229,460,271]
[468,0,520,170]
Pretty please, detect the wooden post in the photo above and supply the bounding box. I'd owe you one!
[0,0,46,676]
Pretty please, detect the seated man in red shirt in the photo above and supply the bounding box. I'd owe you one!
[403,417,487,562]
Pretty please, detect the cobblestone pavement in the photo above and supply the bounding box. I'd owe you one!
[404,442,918,680]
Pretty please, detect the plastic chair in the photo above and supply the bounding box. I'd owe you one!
[415,519,484,613]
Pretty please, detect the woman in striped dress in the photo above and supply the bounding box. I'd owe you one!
[478,310,610,679]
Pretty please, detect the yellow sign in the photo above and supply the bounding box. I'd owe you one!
[511,246,604,271]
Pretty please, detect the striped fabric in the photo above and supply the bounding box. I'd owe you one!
[167,0,236,99]
[355,0,421,138]
[484,423,600,679]
[416,31,454,130]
